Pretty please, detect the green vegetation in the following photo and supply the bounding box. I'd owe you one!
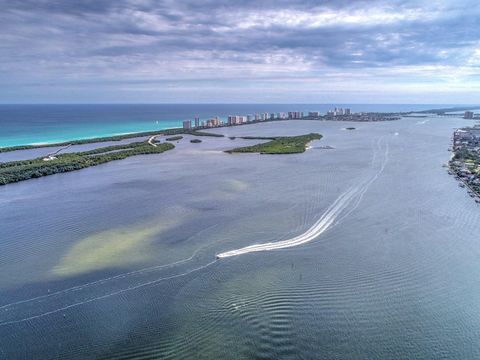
[451,147,480,194]
[166,136,183,141]
[0,129,224,153]
[238,136,277,140]
[226,133,322,154]
[188,130,224,137]
[190,139,202,143]
[0,141,174,186]
[453,147,474,161]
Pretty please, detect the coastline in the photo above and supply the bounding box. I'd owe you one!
[0,118,285,153]
[0,127,184,153]
[2,105,475,153]
[448,126,480,202]
[0,116,390,154]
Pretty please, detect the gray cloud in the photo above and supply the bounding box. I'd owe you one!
[0,0,480,102]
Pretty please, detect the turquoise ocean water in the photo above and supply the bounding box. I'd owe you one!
[0,104,449,147]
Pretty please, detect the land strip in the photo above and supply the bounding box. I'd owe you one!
[449,126,480,201]
[0,129,223,154]
[0,141,174,186]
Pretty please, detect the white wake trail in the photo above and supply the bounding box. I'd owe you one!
[217,137,390,259]
[0,260,218,327]
[0,137,390,326]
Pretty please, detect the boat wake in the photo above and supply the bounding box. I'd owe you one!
[0,136,390,327]
[217,136,390,258]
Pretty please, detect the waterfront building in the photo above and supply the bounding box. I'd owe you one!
[345,108,351,115]
[228,115,247,125]
[194,116,200,128]
[183,120,192,129]
[288,111,302,119]
[255,113,260,121]
[206,117,221,127]
[465,111,474,119]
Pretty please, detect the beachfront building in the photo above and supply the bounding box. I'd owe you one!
[206,117,221,127]
[194,116,200,128]
[465,111,474,119]
[183,120,192,129]
[228,115,247,125]
[288,111,303,119]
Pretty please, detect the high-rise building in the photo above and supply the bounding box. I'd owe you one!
[344,108,351,115]
[183,120,192,129]
[465,111,474,119]
[194,116,200,128]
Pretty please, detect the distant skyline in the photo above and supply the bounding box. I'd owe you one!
[1,0,480,104]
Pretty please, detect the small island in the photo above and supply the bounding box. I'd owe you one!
[165,135,183,141]
[226,133,322,154]
[345,127,356,130]
[0,131,323,186]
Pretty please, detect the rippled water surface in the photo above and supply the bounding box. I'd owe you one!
[1,117,480,359]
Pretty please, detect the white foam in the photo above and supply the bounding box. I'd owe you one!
[217,137,389,259]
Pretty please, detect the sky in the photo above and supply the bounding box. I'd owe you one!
[1,0,480,104]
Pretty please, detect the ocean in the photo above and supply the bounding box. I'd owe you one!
[0,104,448,147]
[1,114,480,358]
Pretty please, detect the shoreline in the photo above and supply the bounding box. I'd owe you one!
[0,116,397,154]
[0,105,476,151]
[448,126,480,202]
[0,127,182,152]
[4,104,473,153]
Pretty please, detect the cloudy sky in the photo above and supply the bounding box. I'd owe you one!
[1,0,480,103]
